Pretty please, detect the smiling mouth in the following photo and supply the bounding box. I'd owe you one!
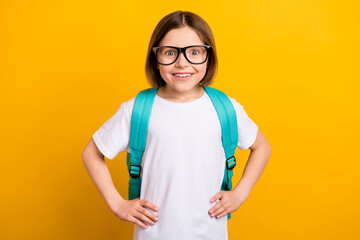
[172,73,193,79]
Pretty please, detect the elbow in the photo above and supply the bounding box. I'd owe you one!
[82,138,105,163]
[266,142,271,153]
[82,140,94,163]
[265,143,271,160]
[267,146,272,158]
[82,146,89,163]
[256,142,271,159]
[264,139,271,154]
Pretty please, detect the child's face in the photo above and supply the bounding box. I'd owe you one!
[157,26,208,95]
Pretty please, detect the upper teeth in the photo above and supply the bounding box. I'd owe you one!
[175,73,191,77]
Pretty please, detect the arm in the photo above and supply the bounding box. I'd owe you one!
[82,138,160,228]
[209,128,271,219]
[232,128,271,197]
[82,138,125,210]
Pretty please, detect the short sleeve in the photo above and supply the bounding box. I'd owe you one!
[92,102,131,159]
[229,98,259,150]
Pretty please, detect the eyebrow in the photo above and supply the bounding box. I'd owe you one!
[158,44,206,47]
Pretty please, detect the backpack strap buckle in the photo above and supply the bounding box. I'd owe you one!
[129,164,141,178]
[226,156,236,170]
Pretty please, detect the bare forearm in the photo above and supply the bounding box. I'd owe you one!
[233,146,271,196]
[82,150,124,210]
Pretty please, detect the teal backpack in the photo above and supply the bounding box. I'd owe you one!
[126,86,238,220]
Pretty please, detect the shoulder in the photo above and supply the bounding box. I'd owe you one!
[110,96,136,127]
[204,87,244,109]
[227,96,242,108]
[219,91,244,112]
[117,87,158,115]
[119,96,136,114]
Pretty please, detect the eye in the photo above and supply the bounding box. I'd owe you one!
[165,50,175,56]
[190,49,200,55]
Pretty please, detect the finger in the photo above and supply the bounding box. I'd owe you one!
[210,201,230,217]
[216,210,230,219]
[209,198,225,214]
[139,206,159,223]
[211,205,226,217]
[214,202,232,218]
[209,203,219,214]
[141,200,160,212]
[134,210,156,226]
[128,215,149,229]
[216,205,232,219]
[210,192,223,203]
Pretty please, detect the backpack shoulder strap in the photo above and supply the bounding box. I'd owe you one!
[203,86,238,159]
[127,87,158,200]
[203,86,238,220]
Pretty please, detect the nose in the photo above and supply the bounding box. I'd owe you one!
[175,51,189,67]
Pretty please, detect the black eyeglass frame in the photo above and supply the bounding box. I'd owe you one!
[152,45,211,65]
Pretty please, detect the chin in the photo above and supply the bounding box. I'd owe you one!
[173,82,199,90]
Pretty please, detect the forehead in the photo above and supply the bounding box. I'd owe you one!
[159,26,204,47]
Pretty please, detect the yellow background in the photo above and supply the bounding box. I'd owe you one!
[1,0,359,239]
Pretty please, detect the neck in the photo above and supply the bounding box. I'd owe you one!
[158,84,205,103]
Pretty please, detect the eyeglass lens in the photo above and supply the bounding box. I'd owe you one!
[156,46,208,64]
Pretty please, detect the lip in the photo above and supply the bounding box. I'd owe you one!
[172,73,193,80]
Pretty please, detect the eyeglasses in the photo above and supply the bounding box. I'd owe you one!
[152,45,211,65]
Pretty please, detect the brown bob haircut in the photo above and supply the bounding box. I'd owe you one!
[145,10,218,88]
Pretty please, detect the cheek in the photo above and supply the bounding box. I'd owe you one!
[197,66,207,75]
[158,67,172,82]
[158,66,171,74]
[158,68,166,77]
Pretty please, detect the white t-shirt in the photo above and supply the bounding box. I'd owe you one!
[92,90,258,240]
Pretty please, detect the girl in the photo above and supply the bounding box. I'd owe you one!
[82,10,271,240]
